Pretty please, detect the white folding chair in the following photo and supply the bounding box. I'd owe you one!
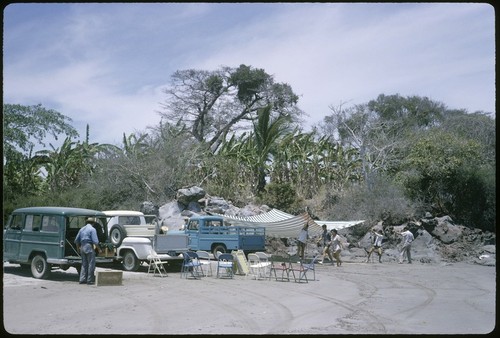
[247,253,262,280]
[255,252,271,278]
[147,249,168,277]
[196,250,213,277]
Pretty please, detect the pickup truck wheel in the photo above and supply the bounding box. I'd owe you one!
[212,244,227,257]
[110,224,126,246]
[122,251,140,271]
[31,254,51,279]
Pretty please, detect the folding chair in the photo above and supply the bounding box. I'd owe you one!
[180,251,203,279]
[255,252,271,278]
[147,249,168,277]
[196,250,213,277]
[216,253,235,279]
[269,254,290,282]
[288,255,318,283]
[247,253,264,280]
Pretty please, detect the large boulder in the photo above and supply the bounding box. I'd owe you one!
[204,196,233,214]
[140,201,158,215]
[176,186,206,207]
[431,216,464,244]
[158,201,186,230]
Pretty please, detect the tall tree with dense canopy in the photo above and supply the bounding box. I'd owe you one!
[159,65,304,153]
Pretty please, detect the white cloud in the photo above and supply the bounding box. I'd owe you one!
[3,3,495,148]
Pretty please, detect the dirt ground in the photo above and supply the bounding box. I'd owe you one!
[2,259,496,335]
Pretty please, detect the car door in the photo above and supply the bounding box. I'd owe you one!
[3,214,24,262]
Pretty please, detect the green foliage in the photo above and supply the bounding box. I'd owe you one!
[398,129,483,212]
[3,103,78,153]
[3,104,79,199]
[4,90,495,233]
[447,164,496,231]
[259,182,302,214]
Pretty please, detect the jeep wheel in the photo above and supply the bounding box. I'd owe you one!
[110,224,126,246]
[31,254,51,279]
[122,251,140,271]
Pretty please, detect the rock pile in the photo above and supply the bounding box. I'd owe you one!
[143,185,496,266]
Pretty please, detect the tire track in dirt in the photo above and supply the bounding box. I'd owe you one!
[331,266,436,322]
[186,277,295,333]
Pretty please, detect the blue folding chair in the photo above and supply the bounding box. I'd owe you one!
[180,251,203,279]
[216,253,234,279]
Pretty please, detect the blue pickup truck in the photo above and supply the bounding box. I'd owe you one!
[178,215,266,256]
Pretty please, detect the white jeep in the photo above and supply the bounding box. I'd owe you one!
[102,210,157,247]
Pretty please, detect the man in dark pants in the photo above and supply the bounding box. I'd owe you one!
[75,217,101,284]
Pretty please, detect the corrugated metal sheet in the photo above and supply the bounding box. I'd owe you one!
[211,209,364,238]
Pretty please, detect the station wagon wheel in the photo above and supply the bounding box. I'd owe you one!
[31,254,51,279]
[122,250,140,271]
[110,224,126,247]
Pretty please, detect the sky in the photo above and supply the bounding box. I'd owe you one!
[3,3,495,148]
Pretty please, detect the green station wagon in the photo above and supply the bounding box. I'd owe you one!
[3,207,112,279]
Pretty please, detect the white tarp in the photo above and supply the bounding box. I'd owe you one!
[211,209,364,238]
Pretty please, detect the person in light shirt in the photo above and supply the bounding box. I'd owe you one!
[296,223,309,261]
[330,229,343,267]
[399,227,414,264]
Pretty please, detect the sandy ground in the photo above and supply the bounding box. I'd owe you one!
[2,259,496,335]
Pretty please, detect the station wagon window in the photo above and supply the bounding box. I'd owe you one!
[68,216,86,230]
[41,215,60,232]
[25,215,42,231]
[8,214,24,230]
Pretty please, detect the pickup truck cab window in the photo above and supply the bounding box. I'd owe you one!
[187,220,199,230]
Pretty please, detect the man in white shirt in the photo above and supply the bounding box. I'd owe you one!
[399,227,414,264]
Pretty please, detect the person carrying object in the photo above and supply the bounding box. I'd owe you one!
[366,228,384,263]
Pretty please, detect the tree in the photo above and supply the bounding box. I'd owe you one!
[3,104,78,155]
[398,129,484,217]
[3,104,79,198]
[159,65,303,153]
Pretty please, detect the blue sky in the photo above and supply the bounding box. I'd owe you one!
[3,3,495,147]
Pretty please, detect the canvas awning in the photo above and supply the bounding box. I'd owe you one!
[210,209,364,238]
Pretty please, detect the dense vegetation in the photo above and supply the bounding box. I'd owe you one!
[3,65,496,232]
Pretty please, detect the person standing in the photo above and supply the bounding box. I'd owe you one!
[318,224,334,264]
[297,223,309,261]
[75,217,101,285]
[399,227,414,264]
[330,229,343,267]
[366,228,384,263]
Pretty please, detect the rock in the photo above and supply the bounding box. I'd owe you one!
[158,201,186,230]
[431,216,464,244]
[176,186,206,206]
[205,196,232,214]
[140,201,158,215]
